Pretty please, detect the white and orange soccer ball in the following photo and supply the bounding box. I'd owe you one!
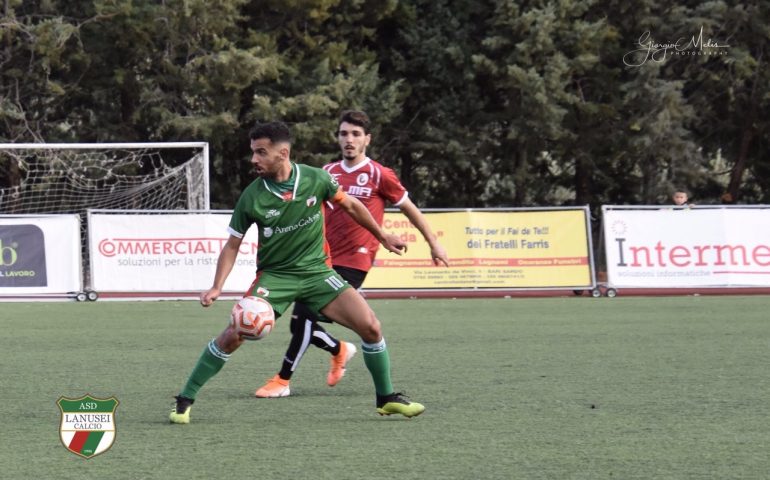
[230,296,275,341]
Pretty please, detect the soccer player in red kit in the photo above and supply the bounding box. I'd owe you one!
[255,110,449,398]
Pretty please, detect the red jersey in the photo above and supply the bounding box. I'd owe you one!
[323,157,408,272]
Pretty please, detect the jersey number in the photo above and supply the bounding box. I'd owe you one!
[324,275,345,291]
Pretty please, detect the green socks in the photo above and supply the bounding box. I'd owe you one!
[179,338,393,400]
[362,338,393,396]
[180,339,230,400]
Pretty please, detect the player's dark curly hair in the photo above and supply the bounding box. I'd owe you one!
[337,110,370,135]
[249,121,292,144]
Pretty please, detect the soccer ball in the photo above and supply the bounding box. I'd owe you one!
[230,296,275,341]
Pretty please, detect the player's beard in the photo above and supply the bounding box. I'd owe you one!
[252,158,276,178]
[252,164,276,179]
[342,146,360,161]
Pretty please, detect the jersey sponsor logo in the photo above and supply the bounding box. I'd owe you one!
[266,209,281,219]
[57,394,119,459]
[273,212,321,235]
[306,196,317,207]
[356,173,369,186]
[263,227,274,238]
[346,185,373,197]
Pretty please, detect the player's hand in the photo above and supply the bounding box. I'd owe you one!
[431,244,450,267]
[200,287,221,307]
[381,233,407,255]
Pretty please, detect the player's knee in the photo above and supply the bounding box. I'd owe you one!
[358,313,382,343]
[218,326,244,353]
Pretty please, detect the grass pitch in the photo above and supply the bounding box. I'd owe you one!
[2,295,769,479]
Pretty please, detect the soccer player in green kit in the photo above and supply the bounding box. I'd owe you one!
[169,121,425,423]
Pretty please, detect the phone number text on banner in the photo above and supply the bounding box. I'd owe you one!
[363,209,593,290]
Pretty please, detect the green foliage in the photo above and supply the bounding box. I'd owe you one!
[1,0,769,207]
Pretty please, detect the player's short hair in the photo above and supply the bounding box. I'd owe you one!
[249,121,292,144]
[337,110,371,135]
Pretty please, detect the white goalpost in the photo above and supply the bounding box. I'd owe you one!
[0,142,209,299]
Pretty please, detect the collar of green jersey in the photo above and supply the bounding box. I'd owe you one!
[262,162,300,200]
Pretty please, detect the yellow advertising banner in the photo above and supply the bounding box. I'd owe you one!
[363,209,593,290]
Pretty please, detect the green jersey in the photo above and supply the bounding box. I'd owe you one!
[229,163,341,274]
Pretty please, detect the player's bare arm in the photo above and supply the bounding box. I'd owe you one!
[335,192,407,255]
[399,198,450,267]
[200,234,243,307]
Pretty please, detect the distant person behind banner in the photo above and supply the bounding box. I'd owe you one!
[671,189,694,208]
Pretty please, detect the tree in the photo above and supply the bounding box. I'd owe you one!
[375,0,496,207]
[471,0,618,207]
[679,1,770,203]
[2,0,767,208]
[1,0,404,208]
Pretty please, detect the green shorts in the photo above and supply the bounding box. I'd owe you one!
[246,267,351,318]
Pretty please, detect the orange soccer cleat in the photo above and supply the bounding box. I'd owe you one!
[327,341,357,386]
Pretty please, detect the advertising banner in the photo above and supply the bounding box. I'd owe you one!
[603,207,770,288]
[0,215,81,295]
[363,209,594,290]
[89,213,259,293]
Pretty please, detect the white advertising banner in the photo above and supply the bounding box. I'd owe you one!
[0,215,82,295]
[603,207,770,288]
[89,213,259,293]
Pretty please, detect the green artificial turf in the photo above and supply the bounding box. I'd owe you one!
[1,296,769,479]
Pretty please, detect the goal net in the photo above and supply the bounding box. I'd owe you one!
[0,142,209,290]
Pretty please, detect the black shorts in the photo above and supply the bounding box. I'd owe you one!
[333,265,368,290]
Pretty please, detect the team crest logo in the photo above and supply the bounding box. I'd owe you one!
[356,173,368,186]
[57,394,119,459]
[306,196,317,207]
[263,227,273,238]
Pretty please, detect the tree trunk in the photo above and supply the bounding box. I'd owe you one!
[725,59,760,204]
[399,151,413,193]
[514,144,527,206]
[574,153,590,206]
[724,124,754,204]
